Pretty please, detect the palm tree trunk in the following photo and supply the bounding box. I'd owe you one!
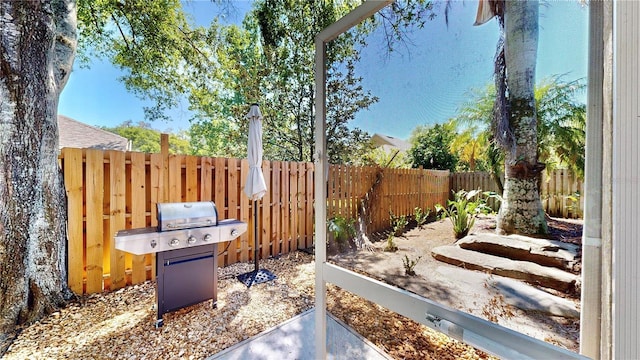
[496,0,548,234]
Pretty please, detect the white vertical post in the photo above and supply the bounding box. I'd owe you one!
[314,35,328,359]
[580,1,606,359]
[314,2,393,358]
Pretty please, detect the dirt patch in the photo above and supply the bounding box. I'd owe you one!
[330,214,582,353]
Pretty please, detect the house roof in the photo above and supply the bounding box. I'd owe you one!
[371,133,411,152]
[58,115,130,151]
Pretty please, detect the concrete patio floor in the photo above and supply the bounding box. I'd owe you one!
[207,308,392,360]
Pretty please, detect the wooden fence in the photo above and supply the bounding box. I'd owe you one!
[61,146,579,295]
[328,165,450,233]
[450,170,584,219]
[61,147,313,295]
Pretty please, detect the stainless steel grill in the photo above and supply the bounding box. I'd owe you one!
[115,201,247,327]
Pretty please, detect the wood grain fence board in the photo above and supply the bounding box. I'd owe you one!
[108,150,126,291]
[290,163,298,250]
[281,161,290,254]
[168,155,182,203]
[149,154,162,222]
[185,155,198,202]
[161,135,169,203]
[214,158,226,218]
[333,165,340,218]
[261,160,272,259]
[562,170,570,218]
[271,161,282,254]
[130,152,147,285]
[214,158,227,264]
[84,149,104,294]
[553,170,561,216]
[306,162,314,248]
[63,148,84,294]
[226,158,238,264]
[103,156,112,286]
[298,162,306,249]
[200,157,213,201]
[240,159,250,262]
[149,153,163,280]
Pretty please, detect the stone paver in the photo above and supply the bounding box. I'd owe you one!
[431,245,579,292]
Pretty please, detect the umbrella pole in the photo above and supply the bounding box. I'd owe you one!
[253,199,258,272]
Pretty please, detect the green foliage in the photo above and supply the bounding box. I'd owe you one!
[535,76,586,179]
[402,255,422,276]
[384,233,398,252]
[435,189,484,239]
[358,147,412,168]
[414,207,430,228]
[103,121,189,154]
[390,211,408,236]
[452,76,586,180]
[409,121,459,171]
[565,191,582,218]
[190,1,379,163]
[77,0,438,164]
[77,0,211,121]
[327,216,356,250]
[187,118,244,158]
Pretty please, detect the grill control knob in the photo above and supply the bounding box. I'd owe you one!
[203,234,212,242]
[230,229,238,237]
[150,239,157,248]
[169,238,180,247]
[187,235,196,245]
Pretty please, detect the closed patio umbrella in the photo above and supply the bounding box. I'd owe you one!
[238,103,276,287]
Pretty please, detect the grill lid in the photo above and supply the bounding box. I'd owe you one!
[157,201,218,231]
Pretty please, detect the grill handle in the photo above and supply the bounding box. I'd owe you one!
[165,220,214,229]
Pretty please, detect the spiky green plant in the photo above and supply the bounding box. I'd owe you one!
[414,206,430,228]
[403,255,422,276]
[384,232,398,252]
[327,216,356,250]
[390,211,408,236]
[435,189,483,239]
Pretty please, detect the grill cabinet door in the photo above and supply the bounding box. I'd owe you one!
[158,244,217,314]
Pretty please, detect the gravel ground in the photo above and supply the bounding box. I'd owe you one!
[2,251,494,360]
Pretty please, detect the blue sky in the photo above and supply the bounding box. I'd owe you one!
[58,1,588,140]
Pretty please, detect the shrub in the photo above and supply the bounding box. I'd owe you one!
[435,189,483,239]
[390,211,408,236]
[384,232,398,252]
[414,207,430,228]
[403,255,422,276]
[327,216,355,250]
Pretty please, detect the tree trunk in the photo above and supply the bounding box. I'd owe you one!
[496,0,548,235]
[0,0,77,338]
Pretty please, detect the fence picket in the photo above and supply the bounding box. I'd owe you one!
[130,152,147,284]
[185,155,198,202]
[85,149,104,294]
[306,162,314,249]
[271,161,282,255]
[262,160,272,259]
[226,158,239,264]
[281,162,291,254]
[63,148,84,294]
[108,150,126,291]
[240,159,250,262]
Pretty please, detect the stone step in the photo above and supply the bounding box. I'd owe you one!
[431,245,579,293]
[457,233,579,272]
